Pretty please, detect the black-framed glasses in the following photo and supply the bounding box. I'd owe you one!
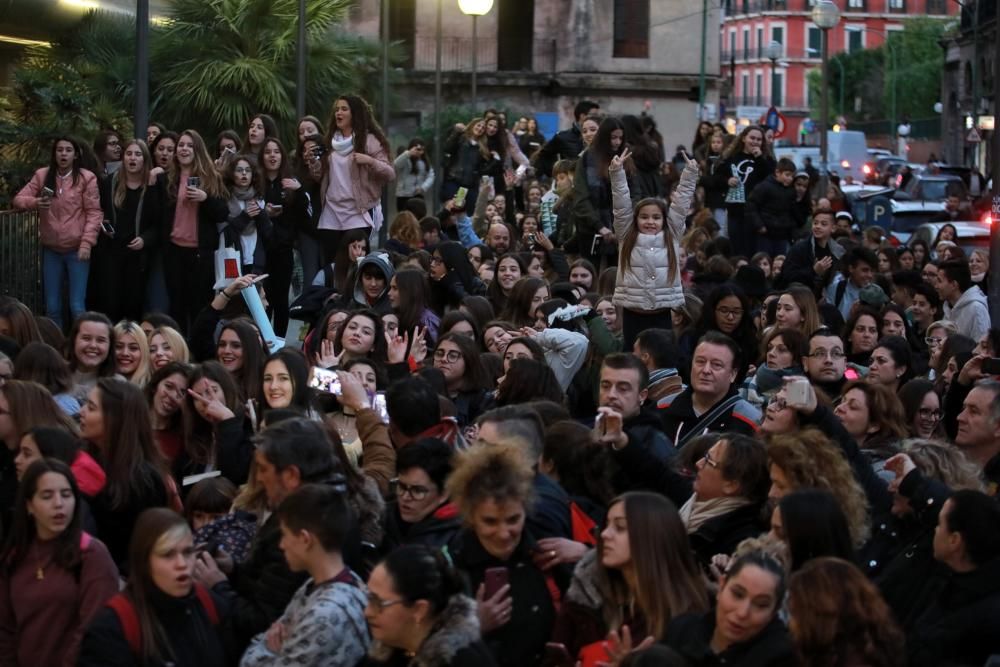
[390,478,432,501]
[434,349,461,363]
[430,256,444,265]
[917,408,942,421]
[716,307,744,319]
[807,349,846,360]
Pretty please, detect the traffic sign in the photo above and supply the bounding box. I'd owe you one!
[967,127,982,143]
[764,107,788,138]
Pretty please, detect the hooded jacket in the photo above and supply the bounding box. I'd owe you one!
[745,174,798,240]
[349,252,395,313]
[365,594,496,667]
[945,286,990,343]
[611,158,696,311]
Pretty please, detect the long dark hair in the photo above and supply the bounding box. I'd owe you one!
[325,95,390,156]
[591,117,627,178]
[393,269,432,336]
[2,458,84,572]
[145,361,193,434]
[500,277,548,328]
[185,361,243,466]
[125,509,193,665]
[258,136,292,182]
[721,124,764,161]
[91,378,167,510]
[333,228,371,292]
[261,348,313,413]
[406,138,429,174]
[435,332,490,391]
[334,309,388,362]
[696,284,756,370]
[218,319,266,403]
[43,136,84,193]
[246,113,279,149]
[778,489,854,572]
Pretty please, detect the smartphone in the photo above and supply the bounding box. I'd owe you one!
[41,186,55,198]
[308,366,342,395]
[454,186,468,208]
[543,643,573,667]
[100,220,116,237]
[591,233,602,255]
[222,146,236,156]
[251,273,270,285]
[593,412,605,439]
[483,566,509,599]
[983,358,1000,375]
[603,412,622,437]
[372,392,389,424]
[269,204,284,216]
[528,233,537,245]
[187,176,201,188]
[785,377,810,407]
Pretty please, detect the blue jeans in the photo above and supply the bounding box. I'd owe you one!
[42,247,90,330]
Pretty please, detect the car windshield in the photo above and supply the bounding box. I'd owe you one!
[892,211,940,233]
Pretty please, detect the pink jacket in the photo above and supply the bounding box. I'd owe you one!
[12,167,103,253]
[321,134,395,213]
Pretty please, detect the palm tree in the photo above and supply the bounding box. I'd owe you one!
[152,0,390,142]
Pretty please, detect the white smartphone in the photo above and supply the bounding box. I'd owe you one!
[308,367,342,395]
[786,377,810,407]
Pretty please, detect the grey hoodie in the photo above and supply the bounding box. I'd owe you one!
[350,252,395,313]
[946,285,991,342]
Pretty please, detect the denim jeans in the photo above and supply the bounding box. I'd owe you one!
[42,247,90,330]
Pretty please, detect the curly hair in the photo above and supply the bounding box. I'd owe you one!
[901,439,985,492]
[766,428,871,545]
[445,443,535,523]
[789,558,906,667]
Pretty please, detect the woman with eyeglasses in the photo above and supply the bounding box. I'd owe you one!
[363,544,496,667]
[924,319,957,379]
[432,333,492,428]
[145,362,192,466]
[429,242,489,313]
[693,284,756,381]
[381,438,459,553]
[897,379,943,439]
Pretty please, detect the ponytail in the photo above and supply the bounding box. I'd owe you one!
[382,545,466,615]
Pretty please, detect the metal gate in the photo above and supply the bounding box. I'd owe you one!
[0,209,43,312]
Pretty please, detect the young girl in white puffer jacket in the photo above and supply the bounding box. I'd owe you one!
[610,148,699,350]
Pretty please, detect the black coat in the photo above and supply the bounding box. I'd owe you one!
[90,463,170,572]
[658,387,760,447]
[381,501,462,554]
[213,512,307,658]
[908,558,1000,667]
[533,125,584,178]
[447,529,556,667]
[774,236,841,294]
[745,174,797,240]
[664,612,797,667]
[78,587,229,667]
[709,151,774,213]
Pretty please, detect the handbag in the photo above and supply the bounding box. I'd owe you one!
[212,231,241,291]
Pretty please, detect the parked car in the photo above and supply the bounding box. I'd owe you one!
[887,200,948,245]
[893,173,968,202]
[908,221,991,255]
[865,156,907,185]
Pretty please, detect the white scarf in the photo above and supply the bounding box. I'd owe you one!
[678,494,752,534]
[331,132,354,156]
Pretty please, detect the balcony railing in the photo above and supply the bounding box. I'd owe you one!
[412,37,499,73]
[724,95,812,111]
[0,209,42,312]
[721,47,821,63]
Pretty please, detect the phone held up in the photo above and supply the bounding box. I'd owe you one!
[308,366,342,396]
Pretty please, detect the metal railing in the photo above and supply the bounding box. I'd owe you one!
[413,37,499,72]
[0,209,43,312]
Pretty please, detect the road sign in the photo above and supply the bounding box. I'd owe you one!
[967,127,983,143]
[867,196,892,230]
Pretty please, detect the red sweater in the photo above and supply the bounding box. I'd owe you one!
[0,534,119,666]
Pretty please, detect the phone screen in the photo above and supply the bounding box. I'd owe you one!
[308,367,342,395]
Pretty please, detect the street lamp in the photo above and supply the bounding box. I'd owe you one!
[766,40,782,107]
[812,0,841,196]
[458,0,494,112]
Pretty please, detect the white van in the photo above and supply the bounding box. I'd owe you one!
[774,131,868,184]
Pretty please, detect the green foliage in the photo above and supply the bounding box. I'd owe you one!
[811,17,950,125]
[0,0,396,208]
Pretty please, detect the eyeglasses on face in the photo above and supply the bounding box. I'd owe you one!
[715,307,744,319]
[366,592,404,611]
[234,167,253,174]
[917,408,942,421]
[807,349,846,360]
[925,337,944,347]
[390,478,432,501]
[434,349,461,363]
[702,449,721,469]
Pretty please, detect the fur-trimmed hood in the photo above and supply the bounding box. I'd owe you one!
[369,594,481,667]
[565,548,607,610]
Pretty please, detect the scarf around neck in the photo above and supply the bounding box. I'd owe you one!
[228,185,257,220]
[331,132,355,157]
[679,494,751,534]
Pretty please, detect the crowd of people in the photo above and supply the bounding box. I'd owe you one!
[0,93,998,666]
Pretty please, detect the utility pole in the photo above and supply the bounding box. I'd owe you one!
[697,0,708,119]
[989,4,1000,322]
[296,0,306,119]
[134,0,149,138]
[432,0,442,204]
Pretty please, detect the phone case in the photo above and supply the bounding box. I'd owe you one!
[483,566,508,599]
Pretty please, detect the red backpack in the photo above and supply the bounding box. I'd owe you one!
[106,584,219,656]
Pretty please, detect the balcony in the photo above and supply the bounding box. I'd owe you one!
[720,46,820,64]
[413,37,499,72]
[724,95,812,111]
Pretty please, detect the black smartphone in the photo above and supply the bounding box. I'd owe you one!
[187,176,201,188]
[41,186,55,198]
[591,234,602,255]
[982,358,1000,375]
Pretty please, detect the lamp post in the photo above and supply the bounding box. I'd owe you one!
[766,40,782,108]
[296,0,306,119]
[134,0,149,138]
[458,0,494,112]
[812,0,841,197]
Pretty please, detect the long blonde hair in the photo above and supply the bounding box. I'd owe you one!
[114,320,152,388]
[150,326,190,366]
[113,140,151,209]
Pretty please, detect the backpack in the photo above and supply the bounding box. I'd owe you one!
[106,584,219,657]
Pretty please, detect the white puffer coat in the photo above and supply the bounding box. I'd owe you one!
[611,159,698,311]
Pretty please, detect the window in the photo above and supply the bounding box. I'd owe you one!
[742,73,750,103]
[926,0,945,12]
[756,26,764,58]
[772,70,784,106]
[743,27,750,59]
[730,31,736,57]
[847,0,865,7]
[613,0,650,58]
[771,26,784,49]
[807,26,821,58]
[846,27,864,53]
[755,72,764,105]
[889,0,906,10]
